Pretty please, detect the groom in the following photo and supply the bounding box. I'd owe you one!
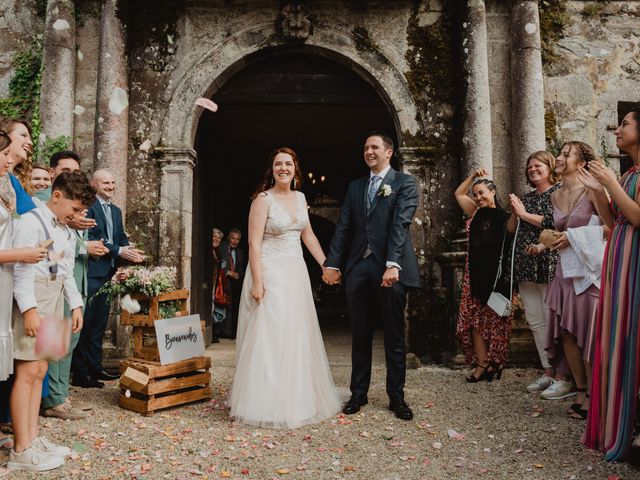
[323,132,420,420]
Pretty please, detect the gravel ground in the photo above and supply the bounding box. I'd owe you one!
[1,364,639,480]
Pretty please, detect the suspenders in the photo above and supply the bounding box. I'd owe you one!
[29,209,60,280]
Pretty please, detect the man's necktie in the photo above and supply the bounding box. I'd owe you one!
[103,203,114,244]
[229,248,236,272]
[366,175,381,212]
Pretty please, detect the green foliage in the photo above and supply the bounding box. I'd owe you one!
[539,0,569,69]
[0,38,45,156]
[39,135,71,164]
[0,41,43,120]
[158,300,180,319]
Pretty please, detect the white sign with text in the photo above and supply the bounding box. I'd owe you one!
[154,314,205,365]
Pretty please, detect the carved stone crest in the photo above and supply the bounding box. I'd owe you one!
[277,4,313,42]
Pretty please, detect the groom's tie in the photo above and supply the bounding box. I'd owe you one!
[366,175,381,213]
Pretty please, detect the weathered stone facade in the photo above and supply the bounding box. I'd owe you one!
[1,0,639,361]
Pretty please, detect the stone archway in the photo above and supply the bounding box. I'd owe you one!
[155,23,426,348]
[154,23,427,340]
[190,49,399,335]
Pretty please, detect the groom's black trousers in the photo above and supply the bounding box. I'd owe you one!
[344,255,407,401]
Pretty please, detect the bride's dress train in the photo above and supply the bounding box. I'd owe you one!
[228,191,341,428]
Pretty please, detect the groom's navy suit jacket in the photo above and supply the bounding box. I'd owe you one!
[326,167,421,289]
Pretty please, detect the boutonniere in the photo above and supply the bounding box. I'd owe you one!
[378,184,393,197]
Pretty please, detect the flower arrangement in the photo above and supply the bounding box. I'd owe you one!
[93,266,179,318]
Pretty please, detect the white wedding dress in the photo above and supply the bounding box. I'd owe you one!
[228,190,341,428]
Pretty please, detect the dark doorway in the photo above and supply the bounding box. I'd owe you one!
[191,49,397,339]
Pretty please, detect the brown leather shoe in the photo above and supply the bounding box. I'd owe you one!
[42,403,89,420]
[68,398,93,411]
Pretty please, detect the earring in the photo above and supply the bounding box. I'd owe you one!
[293,178,297,189]
[271,177,275,186]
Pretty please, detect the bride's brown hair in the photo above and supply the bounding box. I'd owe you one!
[251,147,303,199]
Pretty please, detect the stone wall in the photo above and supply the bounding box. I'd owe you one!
[0,0,41,98]
[543,0,640,172]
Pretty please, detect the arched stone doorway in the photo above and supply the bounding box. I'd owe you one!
[191,48,399,341]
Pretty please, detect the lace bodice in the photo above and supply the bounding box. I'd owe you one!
[261,191,309,259]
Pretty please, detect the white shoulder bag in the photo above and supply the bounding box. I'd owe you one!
[487,219,519,317]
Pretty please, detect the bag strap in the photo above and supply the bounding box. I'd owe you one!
[29,209,58,277]
[492,218,520,301]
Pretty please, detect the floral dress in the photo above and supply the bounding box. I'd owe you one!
[513,184,560,284]
[456,216,513,366]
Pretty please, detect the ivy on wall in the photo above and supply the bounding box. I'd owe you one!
[0,37,70,162]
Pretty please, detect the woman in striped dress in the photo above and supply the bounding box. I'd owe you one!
[582,107,640,461]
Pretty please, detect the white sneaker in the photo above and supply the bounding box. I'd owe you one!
[540,378,576,400]
[526,375,553,393]
[7,446,64,471]
[32,436,71,457]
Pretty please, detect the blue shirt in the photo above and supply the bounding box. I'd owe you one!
[9,173,36,215]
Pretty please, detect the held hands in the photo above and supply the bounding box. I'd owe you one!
[322,267,341,285]
[227,271,240,280]
[120,245,145,263]
[23,308,41,337]
[87,240,109,257]
[381,266,400,287]
[71,308,83,334]
[251,283,265,304]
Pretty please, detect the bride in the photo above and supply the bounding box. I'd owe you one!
[228,147,341,428]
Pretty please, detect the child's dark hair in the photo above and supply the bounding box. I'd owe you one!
[52,171,96,207]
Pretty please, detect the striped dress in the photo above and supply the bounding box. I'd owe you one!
[584,166,640,461]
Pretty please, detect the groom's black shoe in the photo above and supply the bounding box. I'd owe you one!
[342,395,368,415]
[388,399,413,420]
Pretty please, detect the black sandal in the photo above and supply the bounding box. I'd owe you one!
[466,364,494,383]
[568,388,588,419]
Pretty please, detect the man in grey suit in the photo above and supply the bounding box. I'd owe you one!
[323,132,420,420]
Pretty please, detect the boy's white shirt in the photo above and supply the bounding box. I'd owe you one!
[13,203,83,313]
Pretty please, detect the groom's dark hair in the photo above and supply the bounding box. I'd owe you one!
[367,131,394,152]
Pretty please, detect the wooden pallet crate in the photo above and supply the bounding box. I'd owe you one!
[132,320,206,362]
[118,356,212,416]
[120,289,190,327]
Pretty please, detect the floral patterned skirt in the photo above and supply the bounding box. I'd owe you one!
[456,260,513,366]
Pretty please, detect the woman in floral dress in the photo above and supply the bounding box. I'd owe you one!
[455,169,513,382]
[506,152,560,392]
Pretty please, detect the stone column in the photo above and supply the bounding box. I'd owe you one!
[397,147,429,356]
[39,0,76,143]
[462,0,493,176]
[511,0,545,196]
[94,0,129,214]
[156,147,197,290]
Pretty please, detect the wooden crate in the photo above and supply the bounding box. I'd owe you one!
[120,289,190,327]
[118,356,212,416]
[132,320,206,362]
